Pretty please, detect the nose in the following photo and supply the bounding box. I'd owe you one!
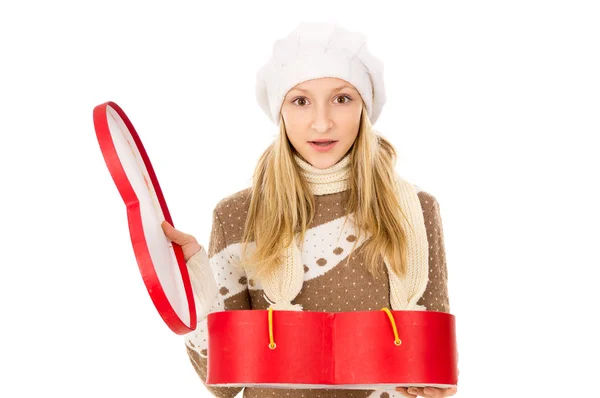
[311,104,333,132]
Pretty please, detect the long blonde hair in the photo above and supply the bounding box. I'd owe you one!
[238,103,411,282]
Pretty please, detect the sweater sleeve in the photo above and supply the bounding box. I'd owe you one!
[182,208,252,398]
[417,196,451,313]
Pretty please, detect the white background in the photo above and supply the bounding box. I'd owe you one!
[1,1,598,397]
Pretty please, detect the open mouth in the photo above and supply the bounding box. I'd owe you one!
[309,140,338,151]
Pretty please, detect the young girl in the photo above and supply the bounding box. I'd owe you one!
[162,21,457,398]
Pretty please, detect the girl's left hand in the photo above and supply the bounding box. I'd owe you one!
[396,386,457,398]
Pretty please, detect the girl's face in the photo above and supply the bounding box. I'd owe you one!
[281,77,363,169]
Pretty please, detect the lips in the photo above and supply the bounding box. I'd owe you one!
[309,140,338,152]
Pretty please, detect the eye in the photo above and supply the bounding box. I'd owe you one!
[292,97,308,106]
[336,95,352,104]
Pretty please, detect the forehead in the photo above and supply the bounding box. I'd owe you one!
[288,77,357,94]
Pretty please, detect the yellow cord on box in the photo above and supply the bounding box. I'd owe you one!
[268,308,276,349]
[381,307,402,346]
[267,307,401,349]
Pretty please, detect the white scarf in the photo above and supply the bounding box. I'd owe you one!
[262,152,429,311]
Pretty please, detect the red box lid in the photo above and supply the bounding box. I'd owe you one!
[93,101,196,335]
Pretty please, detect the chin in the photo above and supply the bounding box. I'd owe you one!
[306,154,341,169]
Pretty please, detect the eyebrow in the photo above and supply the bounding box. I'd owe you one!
[289,85,355,94]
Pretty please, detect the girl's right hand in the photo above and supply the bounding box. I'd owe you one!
[161,220,203,262]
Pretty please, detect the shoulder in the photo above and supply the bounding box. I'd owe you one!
[213,187,253,217]
[211,188,253,245]
[413,184,440,217]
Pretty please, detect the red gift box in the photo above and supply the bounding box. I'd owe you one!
[206,308,457,389]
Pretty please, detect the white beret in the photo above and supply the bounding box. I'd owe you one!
[255,21,386,126]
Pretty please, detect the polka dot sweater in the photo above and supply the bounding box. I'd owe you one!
[183,186,450,398]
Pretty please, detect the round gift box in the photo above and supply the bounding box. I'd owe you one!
[206,309,458,389]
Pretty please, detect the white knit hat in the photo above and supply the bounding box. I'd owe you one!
[255,21,387,126]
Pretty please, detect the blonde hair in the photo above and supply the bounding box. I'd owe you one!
[238,103,411,282]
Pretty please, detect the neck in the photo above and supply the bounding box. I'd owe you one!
[293,152,352,195]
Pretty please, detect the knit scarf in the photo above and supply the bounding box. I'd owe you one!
[261,152,429,312]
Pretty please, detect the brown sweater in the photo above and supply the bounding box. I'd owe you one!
[183,186,450,398]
